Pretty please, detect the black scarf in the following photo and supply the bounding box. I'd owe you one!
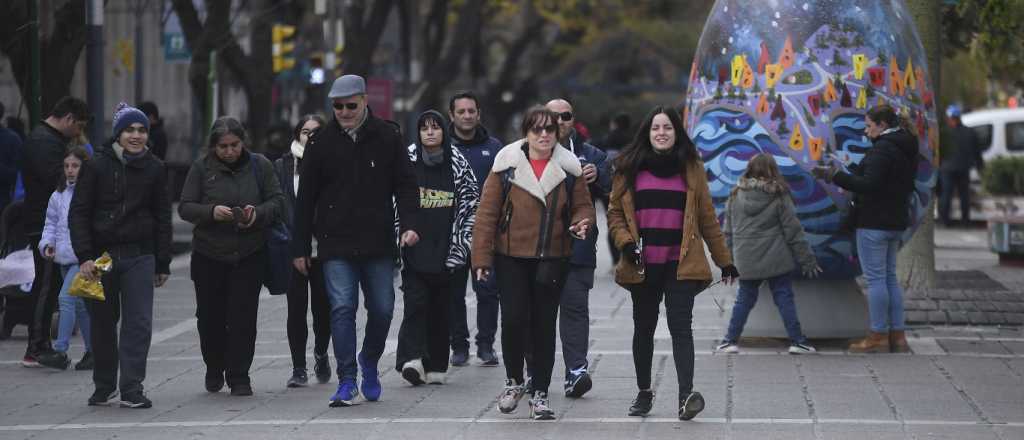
[641,148,682,178]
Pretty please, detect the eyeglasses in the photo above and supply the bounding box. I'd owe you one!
[529,125,557,135]
[332,102,360,110]
[558,111,573,121]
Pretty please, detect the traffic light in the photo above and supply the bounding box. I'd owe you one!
[272,24,296,73]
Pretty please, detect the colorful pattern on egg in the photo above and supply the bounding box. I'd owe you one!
[684,0,938,279]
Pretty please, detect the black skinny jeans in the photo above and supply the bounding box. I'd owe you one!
[191,250,264,386]
[629,276,702,397]
[495,255,565,395]
[286,260,331,370]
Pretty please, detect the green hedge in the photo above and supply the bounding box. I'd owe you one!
[982,157,1024,196]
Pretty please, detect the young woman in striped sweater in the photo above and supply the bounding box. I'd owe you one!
[607,106,738,421]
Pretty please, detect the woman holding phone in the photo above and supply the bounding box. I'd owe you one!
[179,117,284,396]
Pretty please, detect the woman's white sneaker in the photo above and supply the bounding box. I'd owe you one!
[401,359,426,386]
[426,371,446,384]
[528,392,556,420]
[497,379,525,413]
[715,341,739,353]
[788,343,817,354]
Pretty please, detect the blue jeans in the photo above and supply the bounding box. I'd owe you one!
[54,264,91,353]
[322,257,396,382]
[856,229,905,333]
[724,274,806,345]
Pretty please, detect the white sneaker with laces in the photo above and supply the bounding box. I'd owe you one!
[426,371,446,384]
[401,359,426,386]
[715,341,739,353]
[788,343,817,354]
[528,392,556,420]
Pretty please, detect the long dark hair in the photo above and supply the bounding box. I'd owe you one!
[612,105,699,186]
[866,104,912,132]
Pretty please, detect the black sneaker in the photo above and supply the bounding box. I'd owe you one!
[37,351,71,370]
[564,370,593,398]
[205,370,225,392]
[314,353,331,384]
[119,392,153,409]
[477,348,499,366]
[450,349,469,367]
[628,390,654,417]
[74,352,94,371]
[230,383,254,396]
[88,388,118,406]
[288,368,309,388]
[678,391,705,421]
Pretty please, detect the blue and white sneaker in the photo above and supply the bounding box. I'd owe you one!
[329,379,360,407]
[358,352,381,401]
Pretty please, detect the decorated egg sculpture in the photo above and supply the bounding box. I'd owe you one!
[684,0,938,279]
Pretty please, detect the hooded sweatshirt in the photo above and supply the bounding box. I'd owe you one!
[833,128,919,231]
[723,177,817,280]
[406,111,457,273]
[450,124,503,191]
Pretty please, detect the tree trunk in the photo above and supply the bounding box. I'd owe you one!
[341,0,396,76]
[0,1,88,116]
[898,0,940,293]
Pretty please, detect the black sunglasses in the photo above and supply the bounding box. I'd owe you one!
[558,111,573,121]
[529,124,558,135]
[332,102,360,110]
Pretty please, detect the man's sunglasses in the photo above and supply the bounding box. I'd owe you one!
[530,124,557,135]
[557,111,573,121]
[332,102,360,110]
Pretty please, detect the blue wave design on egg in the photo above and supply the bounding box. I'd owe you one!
[693,107,859,279]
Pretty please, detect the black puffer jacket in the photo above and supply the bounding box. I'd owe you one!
[833,129,918,231]
[291,109,419,260]
[69,141,173,274]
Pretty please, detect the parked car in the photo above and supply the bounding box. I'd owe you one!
[962,107,1024,164]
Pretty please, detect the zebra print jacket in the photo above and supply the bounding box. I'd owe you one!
[395,142,479,269]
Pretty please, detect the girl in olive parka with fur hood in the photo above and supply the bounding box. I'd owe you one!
[718,153,819,355]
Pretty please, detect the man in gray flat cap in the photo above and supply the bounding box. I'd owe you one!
[291,74,420,407]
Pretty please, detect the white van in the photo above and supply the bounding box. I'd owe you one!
[962,108,1024,162]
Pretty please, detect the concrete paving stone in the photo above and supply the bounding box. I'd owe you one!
[805,382,895,420]
[817,432,908,440]
[948,311,971,324]
[1004,313,1024,325]
[967,312,991,325]
[999,341,1024,355]
[726,424,818,440]
[947,291,968,301]
[927,311,949,324]
[731,385,813,419]
[938,300,960,311]
[904,311,929,324]
[883,384,980,421]
[903,425,1003,440]
[976,301,1001,312]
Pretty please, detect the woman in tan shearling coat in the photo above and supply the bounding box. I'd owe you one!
[471,106,595,421]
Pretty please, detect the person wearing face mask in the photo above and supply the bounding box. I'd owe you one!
[275,114,333,388]
[607,106,736,421]
[394,110,478,386]
[812,105,918,354]
[472,105,596,421]
[68,102,173,408]
[179,117,284,396]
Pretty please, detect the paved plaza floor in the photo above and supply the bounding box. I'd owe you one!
[1,219,1021,440]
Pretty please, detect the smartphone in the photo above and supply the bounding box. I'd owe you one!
[231,206,244,224]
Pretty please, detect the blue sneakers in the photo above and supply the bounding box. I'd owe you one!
[357,352,381,401]
[329,379,359,407]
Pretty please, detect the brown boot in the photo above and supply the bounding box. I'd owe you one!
[848,332,890,353]
[889,330,910,353]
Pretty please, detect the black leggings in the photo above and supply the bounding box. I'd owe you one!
[629,278,702,397]
[286,260,331,370]
[495,255,565,395]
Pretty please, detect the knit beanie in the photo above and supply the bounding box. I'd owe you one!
[112,102,150,139]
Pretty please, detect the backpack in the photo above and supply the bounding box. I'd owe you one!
[251,154,291,295]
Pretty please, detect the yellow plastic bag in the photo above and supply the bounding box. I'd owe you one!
[69,252,113,301]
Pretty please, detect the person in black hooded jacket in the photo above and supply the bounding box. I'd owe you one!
[814,104,918,355]
[394,110,478,386]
